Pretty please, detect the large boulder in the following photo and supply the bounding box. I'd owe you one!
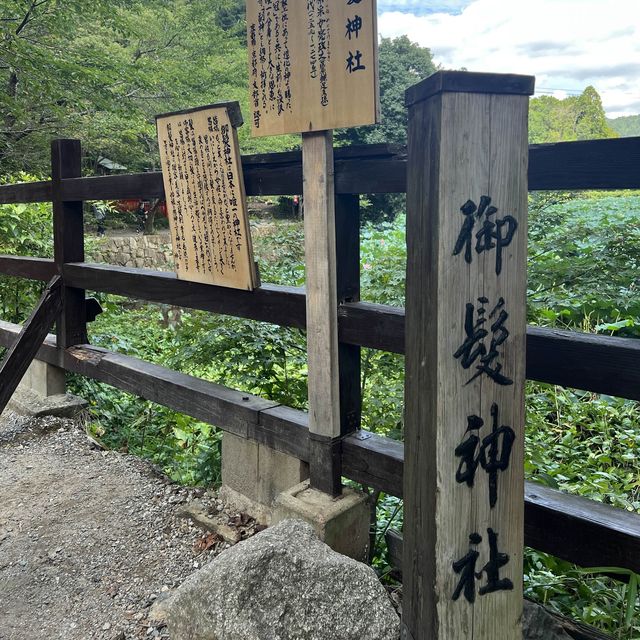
[156,518,400,640]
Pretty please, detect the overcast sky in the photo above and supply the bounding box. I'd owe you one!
[377,0,640,118]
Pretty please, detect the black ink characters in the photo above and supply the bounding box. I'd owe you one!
[455,404,515,508]
[453,195,518,275]
[453,297,513,386]
[452,529,513,603]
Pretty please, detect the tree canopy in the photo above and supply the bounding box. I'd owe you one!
[529,87,618,144]
[0,0,290,175]
[336,35,437,147]
[1,1,626,178]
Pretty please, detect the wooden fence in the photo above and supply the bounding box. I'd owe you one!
[1,135,640,579]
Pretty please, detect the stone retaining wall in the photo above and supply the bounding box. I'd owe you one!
[89,233,174,270]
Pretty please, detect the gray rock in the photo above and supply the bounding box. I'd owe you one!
[523,600,573,640]
[157,518,400,640]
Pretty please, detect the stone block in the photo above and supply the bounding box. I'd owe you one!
[18,360,65,397]
[152,519,400,640]
[273,480,370,561]
[8,388,88,419]
[220,433,309,524]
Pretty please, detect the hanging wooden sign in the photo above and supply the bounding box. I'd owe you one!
[156,103,259,290]
[246,0,380,137]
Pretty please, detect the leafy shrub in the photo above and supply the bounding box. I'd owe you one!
[0,174,53,323]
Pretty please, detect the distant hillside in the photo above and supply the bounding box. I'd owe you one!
[607,115,640,137]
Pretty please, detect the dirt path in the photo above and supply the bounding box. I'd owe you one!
[0,413,226,640]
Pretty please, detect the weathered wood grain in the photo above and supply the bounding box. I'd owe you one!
[0,180,52,204]
[303,130,342,496]
[529,136,640,190]
[385,476,640,577]
[336,194,362,437]
[62,263,307,330]
[156,104,259,290]
[0,262,621,402]
[340,303,640,400]
[405,71,535,106]
[0,277,62,413]
[246,0,379,137]
[386,527,629,637]
[1,137,639,206]
[0,256,56,281]
[403,73,532,639]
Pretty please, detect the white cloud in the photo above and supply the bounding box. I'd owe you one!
[378,0,640,117]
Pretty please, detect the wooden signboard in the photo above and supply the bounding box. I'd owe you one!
[403,71,535,639]
[156,103,259,290]
[246,0,379,137]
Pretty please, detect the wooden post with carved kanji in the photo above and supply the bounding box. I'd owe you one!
[402,71,535,639]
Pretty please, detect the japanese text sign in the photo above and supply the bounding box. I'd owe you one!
[156,103,259,290]
[246,0,380,136]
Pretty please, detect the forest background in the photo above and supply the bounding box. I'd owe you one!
[1,0,640,637]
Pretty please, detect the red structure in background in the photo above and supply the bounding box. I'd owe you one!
[115,199,167,217]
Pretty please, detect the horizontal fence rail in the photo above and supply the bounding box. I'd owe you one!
[3,259,640,401]
[0,319,638,574]
[1,137,639,205]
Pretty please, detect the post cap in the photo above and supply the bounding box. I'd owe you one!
[155,101,244,128]
[405,70,535,107]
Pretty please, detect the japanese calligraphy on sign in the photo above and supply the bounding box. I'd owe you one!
[156,103,259,290]
[246,0,379,137]
[453,195,518,275]
[450,195,521,604]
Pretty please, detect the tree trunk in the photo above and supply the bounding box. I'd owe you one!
[144,198,160,235]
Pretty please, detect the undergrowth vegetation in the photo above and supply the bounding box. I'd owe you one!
[1,190,639,636]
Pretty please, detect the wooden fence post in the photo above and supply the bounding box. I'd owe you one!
[402,71,534,639]
[302,130,345,496]
[51,139,86,348]
[336,193,362,438]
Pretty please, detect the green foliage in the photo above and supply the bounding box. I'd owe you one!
[528,194,640,334]
[337,36,437,148]
[607,115,640,138]
[0,173,52,321]
[529,87,619,144]
[174,315,309,410]
[525,551,640,637]
[0,0,296,175]
[526,384,640,510]
[67,192,640,633]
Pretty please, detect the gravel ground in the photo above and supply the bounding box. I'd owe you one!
[0,412,234,640]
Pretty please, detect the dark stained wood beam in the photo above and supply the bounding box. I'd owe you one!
[386,475,640,578]
[2,137,638,204]
[0,179,52,204]
[0,276,62,413]
[1,261,637,402]
[62,262,307,330]
[0,256,56,281]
